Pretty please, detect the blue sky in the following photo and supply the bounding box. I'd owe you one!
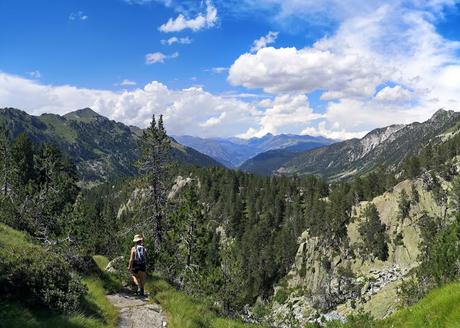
[1,0,460,139]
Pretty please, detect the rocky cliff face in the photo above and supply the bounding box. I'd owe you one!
[269,172,455,326]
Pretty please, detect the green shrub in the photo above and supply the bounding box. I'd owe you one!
[398,278,428,306]
[273,288,289,304]
[0,224,86,313]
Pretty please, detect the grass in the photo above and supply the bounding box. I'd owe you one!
[0,224,119,328]
[316,281,460,328]
[39,114,77,143]
[146,277,263,328]
[380,282,460,328]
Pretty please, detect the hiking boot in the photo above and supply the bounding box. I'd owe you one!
[139,288,144,296]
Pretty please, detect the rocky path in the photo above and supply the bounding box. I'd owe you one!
[107,293,167,328]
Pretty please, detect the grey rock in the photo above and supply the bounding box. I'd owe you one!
[107,293,166,328]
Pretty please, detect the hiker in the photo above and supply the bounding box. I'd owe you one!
[128,234,147,296]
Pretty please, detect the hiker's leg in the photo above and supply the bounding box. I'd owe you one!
[131,272,139,286]
[138,271,145,289]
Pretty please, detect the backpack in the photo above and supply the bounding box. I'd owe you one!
[134,245,146,265]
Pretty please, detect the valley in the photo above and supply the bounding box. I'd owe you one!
[2,107,460,327]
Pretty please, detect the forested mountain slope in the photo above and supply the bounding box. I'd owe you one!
[96,122,460,326]
[276,109,460,179]
[239,141,328,176]
[0,107,221,185]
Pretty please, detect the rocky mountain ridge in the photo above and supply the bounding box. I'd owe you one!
[277,109,460,180]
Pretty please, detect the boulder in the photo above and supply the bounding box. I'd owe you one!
[106,256,125,273]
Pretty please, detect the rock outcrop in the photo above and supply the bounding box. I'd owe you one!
[269,175,453,326]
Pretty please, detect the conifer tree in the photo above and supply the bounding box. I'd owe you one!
[139,114,171,253]
[12,132,35,189]
[398,189,411,220]
[449,176,460,213]
[0,125,14,197]
[359,204,389,261]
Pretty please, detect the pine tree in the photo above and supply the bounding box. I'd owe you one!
[398,189,411,220]
[0,125,15,197]
[12,133,35,189]
[359,204,389,261]
[450,176,460,213]
[139,114,171,254]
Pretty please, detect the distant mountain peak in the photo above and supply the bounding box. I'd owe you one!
[429,108,455,122]
[64,108,103,121]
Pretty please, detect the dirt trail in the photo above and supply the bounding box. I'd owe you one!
[107,293,167,328]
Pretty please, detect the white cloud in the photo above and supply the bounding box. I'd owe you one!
[237,94,321,138]
[27,71,41,79]
[235,0,455,26]
[145,51,179,64]
[69,11,88,21]
[251,31,279,52]
[161,36,193,45]
[229,46,384,96]
[302,121,367,140]
[375,85,414,102]
[210,67,228,74]
[199,112,227,127]
[159,0,217,32]
[120,79,137,86]
[229,1,460,138]
[0,72,260,138]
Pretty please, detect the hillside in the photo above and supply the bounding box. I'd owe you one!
[174,133,334,168]
[266,109,460,180]
[239,142,328,176]
[0,107,221,185]
[380,281,460,327]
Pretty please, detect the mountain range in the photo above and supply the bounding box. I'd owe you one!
[0,107,221,186]
[2,107,458,184]
[176,109,460,179]
[173,133,334,168]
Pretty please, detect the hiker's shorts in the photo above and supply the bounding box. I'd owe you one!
[131,263,146,274]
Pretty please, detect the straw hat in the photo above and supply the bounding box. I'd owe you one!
[133,234,143,242]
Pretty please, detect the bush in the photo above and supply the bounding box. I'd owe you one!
[273,288,290,304]
[398,278,428,306]
[0,224,86,313]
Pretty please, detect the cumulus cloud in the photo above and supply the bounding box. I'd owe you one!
[69,11,88,21]
[159,0,217,32]
[237,94,321,138]
[251,31,279,52]
[145,51,179,64]
[229,1,460,138]
[375,85,414,102]
[302,121,367,140]
[229,46,384,96]
[200,112,227,127]
[0,72,260,138]
[161,36,193,45]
